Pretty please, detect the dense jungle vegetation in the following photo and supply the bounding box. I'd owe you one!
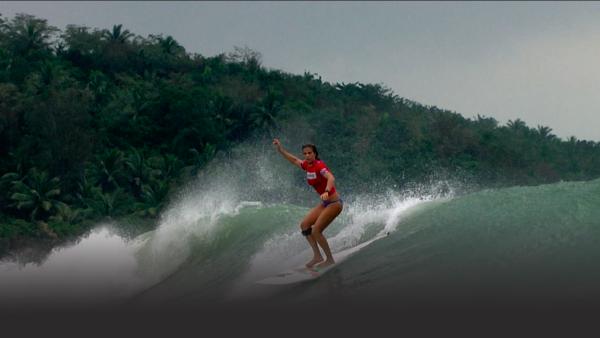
[1,13,599,254]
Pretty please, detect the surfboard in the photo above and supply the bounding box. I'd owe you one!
[255,233,387,285]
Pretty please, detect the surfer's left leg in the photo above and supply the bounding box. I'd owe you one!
[300,204,326,268]
[312,201,343,268]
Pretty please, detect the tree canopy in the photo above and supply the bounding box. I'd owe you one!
[1,13,599,254]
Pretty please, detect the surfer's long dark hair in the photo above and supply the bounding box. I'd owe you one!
[301,143,320,160]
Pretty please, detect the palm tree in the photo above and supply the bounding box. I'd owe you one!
[49,203,83,224]
[536,125,556,140]
[3,14,59,83]
[98,24,135,72]
[74,171,95,204]
[86,187,130,218]
[4,14,58,58]
[507,119,527,131]
[0,171,20,212]
[8,168,67,221]
[91,149,125,192]
[135,180,171,218]
[102,24,133,44]
[124,148,151,197]
[156,35,185,56]
[148,153,183,181]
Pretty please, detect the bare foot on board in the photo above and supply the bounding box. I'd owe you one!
[305,256,324,268]
[315,259,335,269]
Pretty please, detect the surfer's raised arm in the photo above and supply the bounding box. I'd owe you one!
[273,139,303,169]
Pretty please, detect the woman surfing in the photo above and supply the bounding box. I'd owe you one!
[273,139,343,269]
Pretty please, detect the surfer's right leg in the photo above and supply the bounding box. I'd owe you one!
[300,204,326,268]
[311,201,343,268]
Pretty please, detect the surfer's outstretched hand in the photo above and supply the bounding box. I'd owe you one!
[273,138,281,148]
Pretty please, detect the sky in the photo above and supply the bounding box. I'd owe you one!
[1,1,599,141]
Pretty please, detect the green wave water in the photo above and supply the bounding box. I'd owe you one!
[126,178,600,310]
[277,178,600,308]
[2,172,599,310]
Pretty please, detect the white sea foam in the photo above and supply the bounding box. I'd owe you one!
[226,186,454,300]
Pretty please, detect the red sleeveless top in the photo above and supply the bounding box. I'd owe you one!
[300,160,336,195]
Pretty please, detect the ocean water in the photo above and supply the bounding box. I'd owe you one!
[2,145,599,311]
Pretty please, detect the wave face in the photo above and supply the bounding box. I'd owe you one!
[2,141,599,310]
[274,178,600,308]
[128,189,445,308]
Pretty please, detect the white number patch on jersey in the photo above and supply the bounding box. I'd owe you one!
[306,172,317,179]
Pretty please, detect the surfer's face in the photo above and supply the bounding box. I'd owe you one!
[302,147,316,162]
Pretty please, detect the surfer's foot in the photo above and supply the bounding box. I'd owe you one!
[305,257,324,268]
[315,259,335,269]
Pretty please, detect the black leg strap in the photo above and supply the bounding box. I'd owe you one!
[301,227,312,236]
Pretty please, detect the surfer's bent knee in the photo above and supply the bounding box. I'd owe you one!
[300,221,312,236]
[300,220,311,230]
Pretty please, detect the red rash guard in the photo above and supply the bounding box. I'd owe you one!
[301,160,336,196]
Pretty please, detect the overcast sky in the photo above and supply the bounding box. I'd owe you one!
[2,1,599,141]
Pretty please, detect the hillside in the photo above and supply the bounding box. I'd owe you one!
[1,13,599,255]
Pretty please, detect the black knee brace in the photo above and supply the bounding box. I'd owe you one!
[301,227,312,236]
